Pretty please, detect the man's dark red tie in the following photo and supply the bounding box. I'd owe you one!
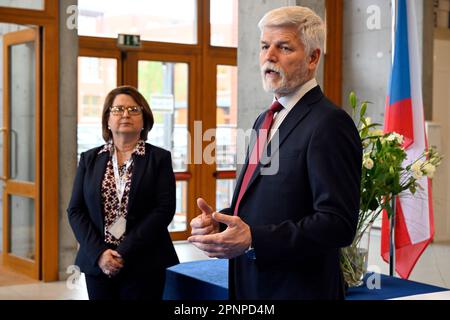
[233,100,283,216]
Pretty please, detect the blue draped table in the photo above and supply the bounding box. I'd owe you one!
[163,259,448,300]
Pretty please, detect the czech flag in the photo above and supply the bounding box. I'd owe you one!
[381,0,433,279]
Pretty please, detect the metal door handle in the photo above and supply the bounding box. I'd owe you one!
[10,128,18,179]
[0,127,7,181]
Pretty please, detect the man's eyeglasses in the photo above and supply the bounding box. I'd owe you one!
[110,105,143,116]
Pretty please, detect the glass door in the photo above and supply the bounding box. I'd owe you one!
[1,26,41,279]
[134,53,196,240]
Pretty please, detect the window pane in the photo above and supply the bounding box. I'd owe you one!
[216,65,237,170]
[9,41,36,182]
[0,0,44,10]
[210,0,238,47]
[78,0,197,44]
[138,61,188,171]
[77,57,117,158]
[169,181,187,232]
[216,179,236,211]
[9,196,35,260]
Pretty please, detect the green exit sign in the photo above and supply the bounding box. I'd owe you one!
[117,34,141,48]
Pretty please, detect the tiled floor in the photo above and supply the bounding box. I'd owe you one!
[0,234,449,300]
[0,241,209,300]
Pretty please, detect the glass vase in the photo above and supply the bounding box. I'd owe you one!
[340,224,371,288]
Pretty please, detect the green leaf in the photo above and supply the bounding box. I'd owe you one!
[376,139,382,151]
[360,102,367,118]
[349,92,356,110]
[365,123,382,130]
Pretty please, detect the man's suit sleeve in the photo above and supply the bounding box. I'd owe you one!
[67,152,108,267]
[251,108,362,263]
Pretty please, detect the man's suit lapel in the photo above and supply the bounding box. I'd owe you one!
[236,86,324,207]
[93,151,109,229]
[231,113,266,209]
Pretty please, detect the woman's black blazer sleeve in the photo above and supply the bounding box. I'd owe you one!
[67,151,109,269]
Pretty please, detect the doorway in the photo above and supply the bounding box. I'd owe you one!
[0,0,59,282]
[0,23,41,281]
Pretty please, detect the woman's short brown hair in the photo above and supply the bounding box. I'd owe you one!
[101,85,154,142]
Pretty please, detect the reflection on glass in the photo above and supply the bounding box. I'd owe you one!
[9,195,35,260]
[138,61,188,171]
[10,42,35,182]
[210,0,238,47]
[77,57,117,159]
[216,179,236,211]
[78,0,197,44]
[0,0,44,10]
[216,65,237,170]
[169,181,187,232]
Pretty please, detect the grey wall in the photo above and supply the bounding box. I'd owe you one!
[58,0,79,280]
[423,1,434,120]
[342,0,430,122]
[342,0,393,121]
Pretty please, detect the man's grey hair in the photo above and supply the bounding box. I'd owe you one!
[258,6,325,56]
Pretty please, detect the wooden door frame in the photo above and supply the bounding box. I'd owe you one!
[127,51,199,241]
[0,0,59,281]
[2,27,41,279]
[205,57,238,200]
[324,0,344,106]
[78,44,202,241]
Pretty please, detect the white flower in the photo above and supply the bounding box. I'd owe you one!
[385,132,404,145]
[423,163,436,178]
[395,133,404,145]
[363,157,374,170]
[413,170,423,180]
[411,160,424,180]
[365,117,372,125]
[411,160,424,172]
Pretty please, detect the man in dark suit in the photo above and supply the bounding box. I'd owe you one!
[188,6,362,299]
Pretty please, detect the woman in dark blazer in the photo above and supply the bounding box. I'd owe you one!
[67,85,179,300]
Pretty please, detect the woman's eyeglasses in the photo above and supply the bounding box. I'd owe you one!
[110,105,142,116]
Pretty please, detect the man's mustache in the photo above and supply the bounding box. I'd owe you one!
[261,62,285,77]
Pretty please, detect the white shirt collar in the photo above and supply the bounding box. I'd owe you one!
[274,78,318,111]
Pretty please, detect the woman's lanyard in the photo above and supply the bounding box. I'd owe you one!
[112,150,133,204]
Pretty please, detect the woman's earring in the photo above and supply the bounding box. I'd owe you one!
[108,126,111,130]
